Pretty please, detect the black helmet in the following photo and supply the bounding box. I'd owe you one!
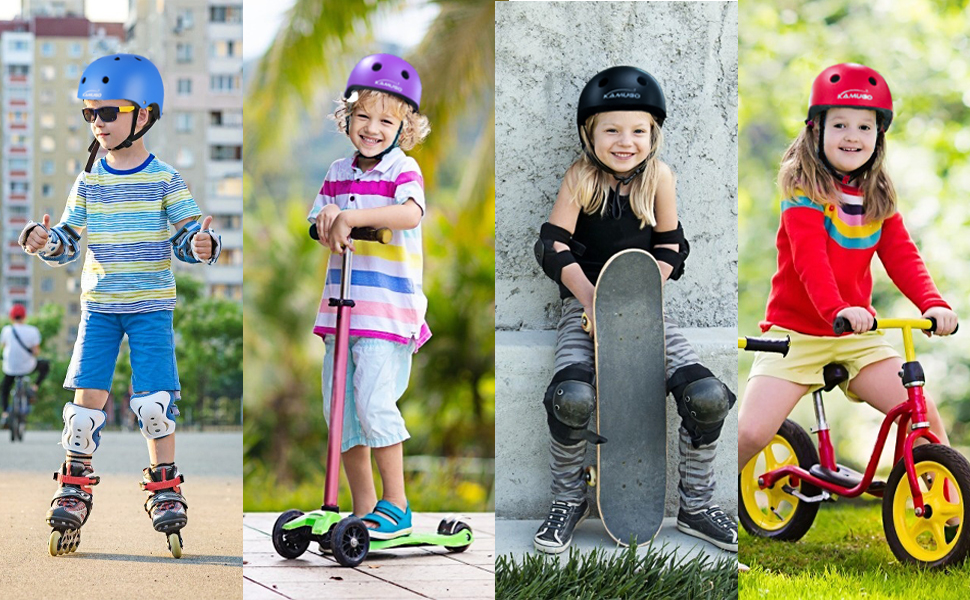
[577,66,666,131]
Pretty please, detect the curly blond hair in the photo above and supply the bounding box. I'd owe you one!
[331,89,430,150]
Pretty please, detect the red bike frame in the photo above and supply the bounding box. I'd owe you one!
[758,319,942,515]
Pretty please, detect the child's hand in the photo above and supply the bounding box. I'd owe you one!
[836,306,874,334]
[193,216,215,261]
[314,205,341,248]
[24,214,52,254]
[923,306,958,336]
[328,212,355,255]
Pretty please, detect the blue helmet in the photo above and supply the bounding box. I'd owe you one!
[78,53,164,117]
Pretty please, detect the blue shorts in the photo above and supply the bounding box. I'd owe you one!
[322,336,414,452]
[65,310,180,392]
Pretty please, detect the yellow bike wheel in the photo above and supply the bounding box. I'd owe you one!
[883,444,970,567]
[739,419,821,541]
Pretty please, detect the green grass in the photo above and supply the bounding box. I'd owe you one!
[496,543,737,600]
[740,499,970,599]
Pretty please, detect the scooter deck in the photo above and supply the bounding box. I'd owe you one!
[593,249,666,546]
[283,510,473,550]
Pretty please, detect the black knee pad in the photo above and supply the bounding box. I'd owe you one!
[668,364,736,448]
[543,364,606,446]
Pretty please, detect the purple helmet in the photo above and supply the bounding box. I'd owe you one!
[345,54,421,113]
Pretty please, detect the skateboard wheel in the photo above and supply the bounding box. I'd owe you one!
[585,466,597,487]
[581,313,590,333]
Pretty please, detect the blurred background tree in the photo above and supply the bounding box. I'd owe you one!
[740,0,970,470]
[242,0,495,512]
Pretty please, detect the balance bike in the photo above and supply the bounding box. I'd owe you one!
[271,226,473,567]
[740,317,970,567]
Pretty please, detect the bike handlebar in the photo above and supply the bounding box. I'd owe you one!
[308,225,392,244]
[738,336,790,356]
[833,316,958,335]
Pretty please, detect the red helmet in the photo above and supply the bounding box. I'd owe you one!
[807,63,893,131]
[9,305,26,320]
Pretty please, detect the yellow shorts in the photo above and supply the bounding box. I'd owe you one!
[747,327,901,401]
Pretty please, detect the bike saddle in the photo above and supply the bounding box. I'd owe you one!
[822,363,849,392]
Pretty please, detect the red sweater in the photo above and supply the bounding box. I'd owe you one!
[761,184,949,336]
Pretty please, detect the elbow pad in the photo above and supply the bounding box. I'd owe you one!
[534,222,586,284]
[651,222,690,281]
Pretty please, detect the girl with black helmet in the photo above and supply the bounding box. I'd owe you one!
[533,66,738,554]
[739,63,958,511]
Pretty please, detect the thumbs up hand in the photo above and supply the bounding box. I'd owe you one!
[193,216,215,262]
[24,214,52,254]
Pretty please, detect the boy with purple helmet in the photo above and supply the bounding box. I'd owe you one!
[308,53,431,539]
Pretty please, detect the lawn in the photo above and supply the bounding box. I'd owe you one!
[740,499,970,599]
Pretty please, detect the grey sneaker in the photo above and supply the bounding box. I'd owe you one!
[676,505,738,552]
[533,498,590,554]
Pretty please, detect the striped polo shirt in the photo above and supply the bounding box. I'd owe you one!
[308,148,431,351]
[58,154,201,313]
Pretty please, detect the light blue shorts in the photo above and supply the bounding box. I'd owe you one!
[322,336,414,452]
[65,310,179,392]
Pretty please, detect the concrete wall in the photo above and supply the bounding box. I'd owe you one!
[495,1,739,519]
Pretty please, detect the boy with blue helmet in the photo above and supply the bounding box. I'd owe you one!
[19,53,221,558]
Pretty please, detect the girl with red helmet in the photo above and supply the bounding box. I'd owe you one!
[738,63,958,490]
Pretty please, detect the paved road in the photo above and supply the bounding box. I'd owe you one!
[0,431,243,599]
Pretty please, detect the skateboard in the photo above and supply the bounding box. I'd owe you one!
[587,249,666,546]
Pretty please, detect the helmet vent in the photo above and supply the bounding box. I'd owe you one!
[113,56,120,61]
[598,77,609,88]
[81,77,86,83]
[869,77,877,85]
[135,57,141,61]
[372,62,382,71]
[402,70,410,80]
[830,74,840,83]
[637,76,646,85]
[102,76,109,84]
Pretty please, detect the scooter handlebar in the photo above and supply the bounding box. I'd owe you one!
[308,224,392,244]
[833,316,957,335]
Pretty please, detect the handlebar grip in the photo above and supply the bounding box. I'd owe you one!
[833,316,878,335]
[742,336,790,357]
[308,224,392,244]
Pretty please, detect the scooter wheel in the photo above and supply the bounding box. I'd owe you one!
[883,444,970,567]
[272,509,310,559]
[331,516,369,567]
[438,519,473,553]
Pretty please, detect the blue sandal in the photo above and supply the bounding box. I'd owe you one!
[362,500,412,540]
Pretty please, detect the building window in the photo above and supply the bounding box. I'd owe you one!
[40,89,54,104]
[42,184,54,197]
[69,43,82,58]
[213,214,241,229]
[41,114,55,129]
[65,64,79,79]
[41,136,56,152]
[210,6,242,23]
[8,64,29,76]
[210,74,240,92]
[67,137,81,152]
[211,40,240,58]
[214,176,242,196]
[41,278,54,293]
[210,110,242,127]
[9,39,29,52]
[176,9,194,30]
[66,159,80,172]
[176,113,194,133]
[41,42,55,57]
[42,65,55,81]
[176,148,194,168]
[210,145,242,161]
[42,160,55,175]
[176,43,193,63]
[177,78,192,95]
[9,158,28,171]
[10,181,28,193]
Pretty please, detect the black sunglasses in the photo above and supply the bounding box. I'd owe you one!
[81,105,137,123]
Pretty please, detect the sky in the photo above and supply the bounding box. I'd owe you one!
[0,0,128,21]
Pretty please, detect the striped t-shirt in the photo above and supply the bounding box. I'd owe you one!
[308,148,431,351]
[58,154,202,313]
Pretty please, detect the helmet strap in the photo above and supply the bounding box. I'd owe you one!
[83,106,158,173]
[358,122,403,161]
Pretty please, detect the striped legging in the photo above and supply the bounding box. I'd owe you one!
[549,296,717,512]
